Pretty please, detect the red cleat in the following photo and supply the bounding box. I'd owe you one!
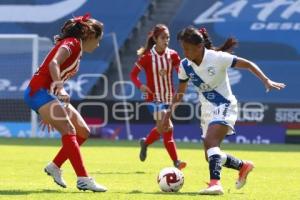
[236,161,254,189]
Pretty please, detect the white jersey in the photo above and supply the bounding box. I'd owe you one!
[178,48,238,137]
[178,48,237,105]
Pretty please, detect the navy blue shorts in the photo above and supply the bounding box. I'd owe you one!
[24,87,56,113]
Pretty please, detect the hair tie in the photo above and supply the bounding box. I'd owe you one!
[74,13,91,24]
[199,27,206,34]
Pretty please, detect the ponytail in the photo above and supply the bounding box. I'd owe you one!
[177,26,237,53]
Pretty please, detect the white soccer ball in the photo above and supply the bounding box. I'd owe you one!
[157,167,184,192]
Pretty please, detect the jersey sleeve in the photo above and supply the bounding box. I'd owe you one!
[178,62,189,82]
[130,65,142,88]
[135,54,148,70]
[217,51,237,69]
[171,51,181,72]
[60,38,81,56]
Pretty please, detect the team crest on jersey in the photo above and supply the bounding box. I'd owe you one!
[188,73,195,80]
[207,67,215,76]
[159,69,167,76]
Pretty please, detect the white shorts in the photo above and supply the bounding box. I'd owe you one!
[200,102,238,138]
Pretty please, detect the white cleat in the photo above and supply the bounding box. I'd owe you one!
[199,184,224,195]
[77,177,107,192]
[236,161,254,189]
[44,162,67,188]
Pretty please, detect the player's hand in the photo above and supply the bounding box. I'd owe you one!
[57,88,70,105]
[140,85,153,95]
[50,81,64,95]
[39,120,55,133]
[264,79,286,92]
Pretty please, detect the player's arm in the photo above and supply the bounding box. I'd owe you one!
[49,47,70,101]
[171,51,181,73]
[130,64,153,94]
[234,57,286,92]
[130,64,143,89]
[169,80,188,112]
[162,80,188,129]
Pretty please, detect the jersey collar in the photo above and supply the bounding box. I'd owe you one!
[151,45,168,56]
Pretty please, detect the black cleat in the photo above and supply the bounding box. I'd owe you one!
[139,138,148,161]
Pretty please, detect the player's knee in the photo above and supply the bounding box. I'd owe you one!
[156,126,164,134]
[203,137,217,149]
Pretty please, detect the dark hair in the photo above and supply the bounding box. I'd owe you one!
[137,24,168,56]
[177,26,237,52]
[55,13,104,43]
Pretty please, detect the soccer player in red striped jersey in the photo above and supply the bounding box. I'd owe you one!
[24,14,107,192]
[130,24,186,170]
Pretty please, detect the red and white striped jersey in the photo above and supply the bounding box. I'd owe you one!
[29,37,82,95]
[131,46,180,103]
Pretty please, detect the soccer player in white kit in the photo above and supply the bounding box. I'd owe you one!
[162,26,286,195]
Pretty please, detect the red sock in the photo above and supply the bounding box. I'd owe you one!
[145,127,161,145]
[53,135,87,168]
[61,134,88,177]
[163,129,178,161]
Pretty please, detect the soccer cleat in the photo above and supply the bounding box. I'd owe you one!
[236,161,254,189]
[139,138,148,161]
[199,180,224,195]
[173,160,187,170]
[77,177,107,192]
[44,162,67,188]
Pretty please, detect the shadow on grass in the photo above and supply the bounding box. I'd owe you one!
[0,189,97,195]
[91,171,146,175]
[0,138,299,152]
[0,189,64,195]
[127,190,199,196]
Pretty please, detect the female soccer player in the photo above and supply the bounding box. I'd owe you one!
[24,13,107,192]
[130,24,186,170]
[162,26,286,195]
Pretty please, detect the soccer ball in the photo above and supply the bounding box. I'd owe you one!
[157,167,184,192]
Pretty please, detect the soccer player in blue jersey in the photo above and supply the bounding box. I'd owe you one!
[162,26,285,195]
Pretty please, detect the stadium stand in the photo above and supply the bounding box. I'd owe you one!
[94,0,184,99]
[0,0,151,100]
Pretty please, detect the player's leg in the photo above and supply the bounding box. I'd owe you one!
[139,103,161,161]
[156,110,186,170]
[202,103,254,190]
[39,101,106,192]
[66,105,108,191]
[203,144,254,190]
[220,152,254,189]
[24,88,69,188]
[51,104,90,168]
[199,124,228,195]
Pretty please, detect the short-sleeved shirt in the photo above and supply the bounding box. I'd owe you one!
[136,46,180,103]
[178,48,237,105]
[28,37,82,95]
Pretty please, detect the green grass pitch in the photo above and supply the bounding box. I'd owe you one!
[0,138,299,200]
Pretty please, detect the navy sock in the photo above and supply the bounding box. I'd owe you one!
[223,154,243,170]
[208,154,222,180]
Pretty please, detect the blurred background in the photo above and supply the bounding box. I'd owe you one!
[0,0,299,144]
